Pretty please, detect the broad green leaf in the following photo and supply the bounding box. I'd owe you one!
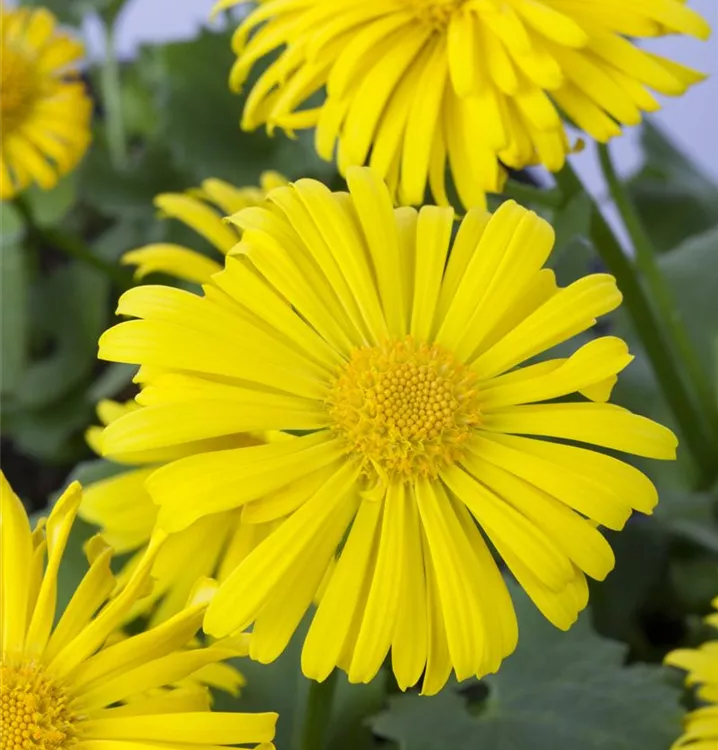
[78,143,190,219]
[657,488,718,554]
[659,224,718,377]
[214,617,386,749]
[13,262,109,410]
[628,122,718,252]
[23,172,78,227]
[88,363,137,403]
[371,587,682,750]
[590,518,670,651]
[1,204,28,394]
[2,384,94,464]
[146,28,338,188]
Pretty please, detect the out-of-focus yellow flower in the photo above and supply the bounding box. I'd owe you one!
[122,172,288,285]
[216,0,710,210]
[0,472,278,750]
[1,6,92,199]
[99,167,677,694]
[666,597,718,749]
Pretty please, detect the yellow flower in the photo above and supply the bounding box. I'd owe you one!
[81,399,281,627]
[216,0,710,210]
[0,472,278,750]
[99,167,677,694]
[666,598,718,749]
[1,6,92,200]
[122,171,288,285]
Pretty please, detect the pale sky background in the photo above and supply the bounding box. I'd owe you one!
[84,0,718,208]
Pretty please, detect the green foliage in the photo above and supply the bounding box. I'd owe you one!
[628,123,718,253]
[371,588,683,750]
[2,4,718,746]
[1,204,28,395]
[142,28,338,187]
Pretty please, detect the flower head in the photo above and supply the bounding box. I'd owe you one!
[665,598,718,748]
[217,0,710,209]
[122,171,288,285]
[1,6,92,199]
[81,399,283,626]
[0,472,277,749]
[99,167,677,694]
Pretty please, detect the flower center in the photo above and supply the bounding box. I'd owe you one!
[328,337,481,480]
[0,46,40,136]
[405,0,467,29]
[1,662,77,750]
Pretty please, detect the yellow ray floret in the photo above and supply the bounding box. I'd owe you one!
[99,166,677,695]
[666,599,718,748]
[122,171,288,284]
[214,0,710,210]
[0,472,278,750]
[1,6,92,199]
[81,399,282,626]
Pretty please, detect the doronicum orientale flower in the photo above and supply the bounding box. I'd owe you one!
[1,6,92,199]
[665,598,718,749]
[81,399,286,627]
[216,0,710,210]
[0,472,278,750]
[98,167,677,695]
[123,171,288,285]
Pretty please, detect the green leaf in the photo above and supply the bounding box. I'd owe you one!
[23,172,78,228]
[590,518,670,651]
[78,143,190,219]
[146,28,338,188]
[88,363,137,403]
[628,122,718,252]
[371,587,682,750]
[656,488,718,554]
[659,224,718,378]
[1,204,28,394]
[13,262,109,410]
[214,617,386,750]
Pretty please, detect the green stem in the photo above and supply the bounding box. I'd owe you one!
[297,673,338,750]
[555,162,717,490]
[598,142,718,446]
[502,179,564,209]
[100,19,128,169]
[14,196,131,289]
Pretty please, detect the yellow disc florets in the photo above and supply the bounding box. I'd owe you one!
[328,337,481,480]
[405,0,467,29]
[1,662,77,750]
[0,47,40,136]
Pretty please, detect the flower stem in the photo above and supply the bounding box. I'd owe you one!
[100,19,128,170]
[14,195,132,289]
[598,142,718,447]
[555,161,717,490]
[297,672,338,750]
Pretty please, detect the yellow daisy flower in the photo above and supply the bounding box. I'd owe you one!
[99,167,677,694]
[1,6,92,199]
[80,399,282,627]
[216,0,710,210]
[0,472,278,749]
[123,171,288,285]
[665,598,718,749]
